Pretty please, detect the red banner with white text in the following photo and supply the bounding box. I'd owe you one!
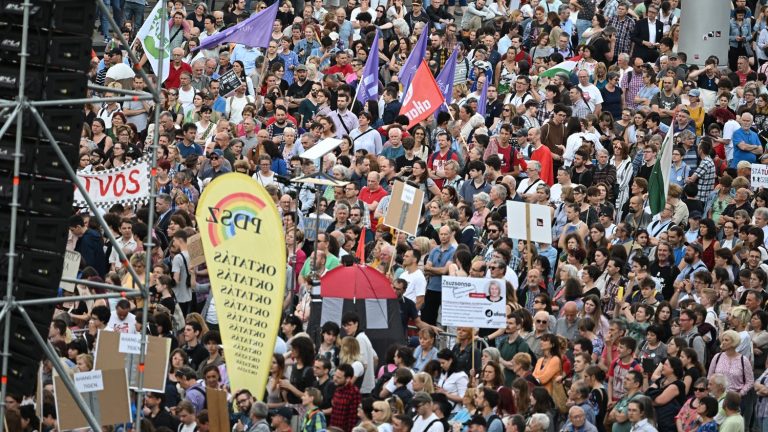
[399,60,445,129]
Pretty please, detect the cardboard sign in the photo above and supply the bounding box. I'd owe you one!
[383,180,425,236]
[60,251,81,293]
[218,69,244,97]
[54,369,131,430]
[93,330,170,392]
[187,233,206,267]
[752,164,768,189]
[441,277,507,328]
[73,157,152,208]
[207,388,230,432]
[506,201,553,244]
[74,371,104,393]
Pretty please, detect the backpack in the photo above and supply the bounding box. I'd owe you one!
[685,332,707,363]
[186,386,208,410]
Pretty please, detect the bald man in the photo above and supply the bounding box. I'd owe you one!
[165,47,193,89]
[554,302,579,340]
[562,405,598,432]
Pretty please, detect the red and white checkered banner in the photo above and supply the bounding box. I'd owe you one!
[74,158,151,208]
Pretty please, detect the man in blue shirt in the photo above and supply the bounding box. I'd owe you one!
[730,112,763,168]
[422,225,456,325]
[177,123,203,158]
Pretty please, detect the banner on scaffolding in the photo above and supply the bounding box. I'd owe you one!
[73,157,151,208]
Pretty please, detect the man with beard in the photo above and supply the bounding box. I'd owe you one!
[674,243,708,285]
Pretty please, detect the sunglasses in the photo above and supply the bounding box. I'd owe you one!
[694,387,707,392]
[535,319,548,324]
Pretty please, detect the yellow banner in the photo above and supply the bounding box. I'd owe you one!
[195,173,285,400]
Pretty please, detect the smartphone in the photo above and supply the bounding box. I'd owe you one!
[642,358,655,374]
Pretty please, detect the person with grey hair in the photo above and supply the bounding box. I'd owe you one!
[709,373,728,424]
[516,160,544,201]
[241,401,270,432]
[528,413,550,432]
[489,184,508,217]
[561,405,598,432]
[568,380,597,426]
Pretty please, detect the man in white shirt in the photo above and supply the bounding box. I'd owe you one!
[577,69,603,114]
[106,299,137,333]
[412,392,444,432]
[110,218,138,270]
[400,249,427,309]
[720,114,741,163]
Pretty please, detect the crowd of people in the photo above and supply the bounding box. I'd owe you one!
[21,0,768,431]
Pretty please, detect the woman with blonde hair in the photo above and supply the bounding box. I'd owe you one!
[76,353,93,372]
[412,372,435,394]
[371,400,393,432]
[339,336,365,382]
[122,252,147,308]
[728,306,754,361]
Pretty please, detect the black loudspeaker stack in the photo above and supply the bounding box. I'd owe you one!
[0,0,96,395]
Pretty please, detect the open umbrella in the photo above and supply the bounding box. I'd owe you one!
[320,264,396,300]
[310,263,403,359]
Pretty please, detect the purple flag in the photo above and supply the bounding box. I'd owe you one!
[398,27,428,98]
[194,2,278,51]
[355,30,381,105]
[434,47,458,118]
[477,75,489,116]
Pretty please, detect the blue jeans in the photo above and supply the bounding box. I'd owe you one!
[123,1,144,28]
[575,19,591,44]
[100,0,124,37]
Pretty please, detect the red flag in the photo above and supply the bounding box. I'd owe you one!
[399,60,445,129]
[356,226,367,263]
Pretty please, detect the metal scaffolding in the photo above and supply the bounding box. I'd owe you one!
[0,0,165,430]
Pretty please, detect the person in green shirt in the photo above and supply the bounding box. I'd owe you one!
[719,391,745,432]
[609,370,644,432]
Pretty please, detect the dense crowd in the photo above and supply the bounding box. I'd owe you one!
[19,0,768,431]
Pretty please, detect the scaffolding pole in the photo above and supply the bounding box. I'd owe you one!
[0,0,161,429]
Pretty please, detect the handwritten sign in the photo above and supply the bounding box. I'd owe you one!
[752,164,768,189]
[74,371,104,393]
[118,333,141,354]
[60,251,81,293]
[401,183,415,205]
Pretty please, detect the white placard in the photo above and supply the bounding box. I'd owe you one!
[506,201,553,245]
[118,333,142,354]
[752,164,768,189]
[301,137,342,160]
[60,251,81,293]
[401,184,416,204]
[441,277,506,328]
[74,371,104,393]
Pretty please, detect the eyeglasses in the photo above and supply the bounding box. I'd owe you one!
[694,387,707,392]
[533,300,543,304]
[535,319,548,324]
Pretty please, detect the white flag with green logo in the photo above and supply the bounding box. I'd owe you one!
[134,2,170,83]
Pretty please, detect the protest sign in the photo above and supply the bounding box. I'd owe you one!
[187,233,206,267]
[60,250,81,293]
[752,164,768,189]
[383,180,424,236]
[441,276,506,328]
[54,369,131,430]
[93,330,170,392]
[506,201,553,244]
[207,388,230,432]
[218,69,244,97]
[196,173,286,400]
[73,157,151,208]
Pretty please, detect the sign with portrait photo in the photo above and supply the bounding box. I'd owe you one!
[441,276,506,328]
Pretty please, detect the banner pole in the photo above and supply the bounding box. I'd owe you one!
[525,203,533,271]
